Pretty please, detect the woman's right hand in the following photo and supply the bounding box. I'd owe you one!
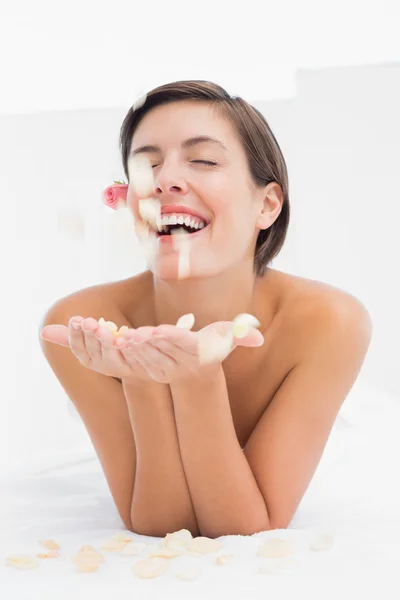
[40,316,154,382]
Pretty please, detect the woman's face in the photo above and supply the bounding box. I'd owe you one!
[128,100,269,279]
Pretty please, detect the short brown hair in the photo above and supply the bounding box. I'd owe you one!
[119,80,290,277]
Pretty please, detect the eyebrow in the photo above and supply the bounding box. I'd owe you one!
[130,135,229,157]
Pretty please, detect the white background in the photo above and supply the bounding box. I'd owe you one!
[1,0,399,476]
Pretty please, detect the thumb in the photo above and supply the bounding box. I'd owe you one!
[40,324,70,347]
[234,327,264,348]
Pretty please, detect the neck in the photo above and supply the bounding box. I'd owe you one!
[152,261,270,332]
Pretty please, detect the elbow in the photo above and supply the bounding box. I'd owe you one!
[200,517,273,539]
[199,502,280,537]
[267,514,291,531]
[130,510,200,539]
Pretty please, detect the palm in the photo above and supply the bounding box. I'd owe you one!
[199,321,263,348]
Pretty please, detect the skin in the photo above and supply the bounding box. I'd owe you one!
[125,99,284,333]
[40,100,372,534]
[58,98,369,442]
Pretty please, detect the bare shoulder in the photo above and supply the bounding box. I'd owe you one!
[42,271,153,330]
[274,269,373,356]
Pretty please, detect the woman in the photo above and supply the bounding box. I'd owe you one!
[39,80,372,539]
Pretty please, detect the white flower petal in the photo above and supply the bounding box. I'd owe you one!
[38,539,60,550]
[6,554,40,570]
[121,542,146,556]
[171,227,191,279]
[186,536,223,554]
[148,544,186,558]
[216,554,234,565]
[71,546,104,572]
[133,557,169,578]
[232,313,260,338]
[132,93,147,111]
[176,314,195,330]
[128,156,155,198]
[257,538,294,559]
[98,318,118,333]
[138,198,161,229]
[310,532,334,552]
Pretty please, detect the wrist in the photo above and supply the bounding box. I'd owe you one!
[122,377,169,395]
[171,363,224,391]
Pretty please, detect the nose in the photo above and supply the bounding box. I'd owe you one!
[153,159,188,197]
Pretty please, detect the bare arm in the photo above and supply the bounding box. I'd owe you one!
[124,379,200,538]
[40,296,198,537]
[170,366,270,538]
[169,299,373,537]
[39,307,138,532]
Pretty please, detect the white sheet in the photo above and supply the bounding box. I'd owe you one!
[1,378,400,599]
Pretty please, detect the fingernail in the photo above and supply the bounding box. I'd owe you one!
[71,323,81,330]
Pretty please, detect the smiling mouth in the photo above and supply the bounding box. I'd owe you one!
[156,223,210,237]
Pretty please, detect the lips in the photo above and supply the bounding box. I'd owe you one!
[160,204,211,223]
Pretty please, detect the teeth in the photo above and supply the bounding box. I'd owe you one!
[158,213,207,231]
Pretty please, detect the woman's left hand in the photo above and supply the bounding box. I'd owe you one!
[119,321,264,384]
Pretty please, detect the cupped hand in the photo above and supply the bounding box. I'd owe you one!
[40,317,153,383]
[40,316,264,385]
[129,319,264,384]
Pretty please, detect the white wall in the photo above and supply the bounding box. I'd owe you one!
[2,63,400,476]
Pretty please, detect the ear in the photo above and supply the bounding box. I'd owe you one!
[255,182,284,230]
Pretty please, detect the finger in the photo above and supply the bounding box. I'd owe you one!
[130,326,157,344]
[122,336,177,371]
[149,338,197,368]
[109,336,151,381]
[81,317,103,362]
[40,324,70,347]
[111,331,150,372]
[68,316,93,366]
[151,325,198,354]
[139,341,178,371]
[128,346,168,383]
[95,325,135,372]
[234,327,264,347]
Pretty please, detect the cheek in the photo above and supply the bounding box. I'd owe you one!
[205,179,237,219]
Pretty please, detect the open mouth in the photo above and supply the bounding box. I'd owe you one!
[156,222,210,237]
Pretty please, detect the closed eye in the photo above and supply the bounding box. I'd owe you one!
[150,160,217,168]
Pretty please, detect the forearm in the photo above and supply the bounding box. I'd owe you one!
[123,379,200,538]
[170,366,270,538]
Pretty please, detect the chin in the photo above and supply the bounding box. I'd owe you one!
[149,260,213,281]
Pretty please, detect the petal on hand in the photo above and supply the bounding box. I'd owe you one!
[235,327,264,347]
